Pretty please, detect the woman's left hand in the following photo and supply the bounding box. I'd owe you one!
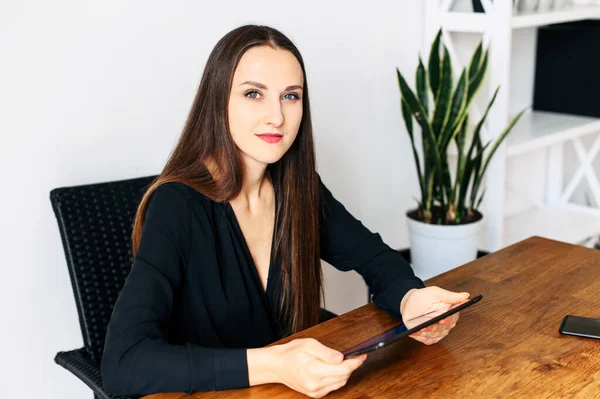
[399,286,470,345]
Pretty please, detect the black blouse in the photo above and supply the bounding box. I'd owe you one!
[101,175,425,396]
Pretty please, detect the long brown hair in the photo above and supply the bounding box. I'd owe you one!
[131,25,322,336]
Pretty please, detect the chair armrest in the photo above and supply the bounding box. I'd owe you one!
[54,347,136,399]
[319,307,338,323]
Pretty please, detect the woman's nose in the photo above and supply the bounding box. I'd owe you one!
[264,98,284,127]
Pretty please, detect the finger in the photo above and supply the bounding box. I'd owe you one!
[320,374,350,387]
[410,330,450,341]
[427,332,450,344]
[307,359,361,397]
[344,356,367,372]
[432,287,470,304]
[440,313,460,325]
[414,327,450,337]
[422,321,446,333]
[419,322,445,332]
[429,315,459,331]
[311,355,366,377]
[409,334,438,345]
[412,328,451,338]
[410,333,446,345]
[302,338,344,364]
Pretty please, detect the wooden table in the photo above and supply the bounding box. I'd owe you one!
[144,237,600,398]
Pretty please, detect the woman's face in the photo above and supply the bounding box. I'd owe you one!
[228,46,304,168]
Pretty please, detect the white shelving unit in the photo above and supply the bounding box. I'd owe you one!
[440,5,600,31]
[424,0,600,251]
[506,110,600,156]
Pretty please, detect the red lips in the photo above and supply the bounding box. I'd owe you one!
[256,133,283,144]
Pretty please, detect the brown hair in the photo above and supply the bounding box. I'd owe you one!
[131,25,322,336]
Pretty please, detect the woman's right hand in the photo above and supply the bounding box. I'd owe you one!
[272,338,367,398]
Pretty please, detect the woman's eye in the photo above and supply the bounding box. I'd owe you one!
[245,90,262,99]
[283,93,300,101]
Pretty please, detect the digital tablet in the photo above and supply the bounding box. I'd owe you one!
[343,294,483,358]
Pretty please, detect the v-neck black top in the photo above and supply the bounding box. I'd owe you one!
[101,174,426,397]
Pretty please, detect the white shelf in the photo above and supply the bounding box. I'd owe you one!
[441,5,600,33]
[512,6,600,29]
[506,110,600,157]
[503,204,600,247]
[446,111,600,158]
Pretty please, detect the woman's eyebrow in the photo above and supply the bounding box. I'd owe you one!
[240,81,303,91]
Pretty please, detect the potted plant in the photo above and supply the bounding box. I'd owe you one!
[396,29,525,278]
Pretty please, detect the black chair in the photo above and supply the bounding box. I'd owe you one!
[51,175,337,399]
[51,175,157,399]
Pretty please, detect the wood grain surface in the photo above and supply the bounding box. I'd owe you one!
[142,236,600,398]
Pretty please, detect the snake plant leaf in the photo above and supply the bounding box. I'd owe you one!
[452,118,468,215]
[474,108,527,197]
[448,53,481,145]
[465,86,500,166]
[397,67,446,212]
[442,68,469,144]
[458,155,476,215]
[428,29,442,100]
[432,46,453,140]
[401,94,414,138]
[467,50,489,105]
[402,98,425,203]
[456,117,464,150]
[397,67,428,128]
[468,41,484,84]
[422,135,430,184]
[399,64,427,184]
[452,115,470,204]
[426,173,435,212]
[475,187,486,211]
[441,160,452,207]
[469,140,490,208]
[433,159,451,209]
[441,68,468,151]
[417,57,429,117]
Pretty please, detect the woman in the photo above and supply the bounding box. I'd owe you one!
[101,24,470,398]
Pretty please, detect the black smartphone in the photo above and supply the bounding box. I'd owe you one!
[559,315,600,339]
[343,294,483,359]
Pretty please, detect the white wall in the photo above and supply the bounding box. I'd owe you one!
[0,1,424,397]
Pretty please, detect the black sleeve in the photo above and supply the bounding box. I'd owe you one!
[101,184,248,396]
[318,176,425,319]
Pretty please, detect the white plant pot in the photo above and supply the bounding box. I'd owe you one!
[406,211,483,281]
